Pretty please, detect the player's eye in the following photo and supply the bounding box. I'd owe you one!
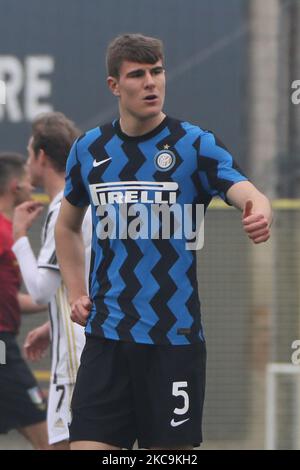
[151,67,164,75]
[128,70,145,78]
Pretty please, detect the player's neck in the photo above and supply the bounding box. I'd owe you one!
[119,112,166,137]
[0,196,14,220]
[43,170,65,202]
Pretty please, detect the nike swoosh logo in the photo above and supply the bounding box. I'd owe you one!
[93,157,112,167]
[170,418,190,427]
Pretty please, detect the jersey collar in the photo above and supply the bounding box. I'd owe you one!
[114,116,169,143]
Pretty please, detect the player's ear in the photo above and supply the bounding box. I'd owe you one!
[36,149,48,167]
[10,177,19,194]
[107,76,120,97]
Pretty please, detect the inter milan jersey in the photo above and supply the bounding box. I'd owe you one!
[64,116,248,345]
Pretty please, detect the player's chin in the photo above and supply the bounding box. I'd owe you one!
[139,111,160,121]
[141,104,162,117]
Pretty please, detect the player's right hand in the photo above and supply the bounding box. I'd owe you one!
[70,295,92,326]
[13,200,44,240]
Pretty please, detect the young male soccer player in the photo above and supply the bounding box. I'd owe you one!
[55,34,272,450]
[12,113,91,449]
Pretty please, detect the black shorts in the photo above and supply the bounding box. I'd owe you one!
[69,336,206,449]
[0,332,47,434]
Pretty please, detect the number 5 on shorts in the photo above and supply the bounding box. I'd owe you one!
[172,381,189,415]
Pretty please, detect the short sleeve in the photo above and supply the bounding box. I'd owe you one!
[197,131,248,204]
[64,139,90,207]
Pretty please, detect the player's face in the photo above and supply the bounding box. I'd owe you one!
[109,60,166,121]
[15,166,33,205]
[27,136,43,187]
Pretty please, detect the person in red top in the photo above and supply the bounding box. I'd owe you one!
[0,212,23,333]
[0,152,49,449]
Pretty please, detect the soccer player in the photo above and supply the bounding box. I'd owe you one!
[55,34,272,450]
[12,113,91,449]
[0,153,49,450]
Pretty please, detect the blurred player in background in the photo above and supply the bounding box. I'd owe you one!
[12,113,91,449]
[0,153,49,449]
[55,34,272,450]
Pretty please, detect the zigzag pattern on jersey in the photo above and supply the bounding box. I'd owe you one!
[119,139,146,181]
[186,258,204,342]
[180,134,211,343]
[191,136,212,210]
[115,139,148,341]
[147,120,189,344]
[79,118,213,344]
[116,238,143,341]
[160,124,207,344]
[105,119,200,344]
[197,131,245,200]
[65,117,247,345]
[86,124,117,337]
[149,239,179,344]
[66,134,90,207]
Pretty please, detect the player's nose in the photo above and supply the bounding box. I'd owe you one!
[144,70,155,87]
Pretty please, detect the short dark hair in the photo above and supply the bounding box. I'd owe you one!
[32,112,81,173]
[0,153,26,195]
[106,33,164,78]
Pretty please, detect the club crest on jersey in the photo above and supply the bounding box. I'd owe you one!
[154,150,176,171]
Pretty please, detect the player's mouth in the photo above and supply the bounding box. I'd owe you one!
[143,94,159,102]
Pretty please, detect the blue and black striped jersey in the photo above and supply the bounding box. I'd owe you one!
[64,116,248,345]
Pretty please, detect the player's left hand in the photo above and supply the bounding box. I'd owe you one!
[242,200,270,244]
[13,200,44,241]
[24,324,50,362]
[70,295,92,326]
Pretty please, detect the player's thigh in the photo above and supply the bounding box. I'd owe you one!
[71,440,121,450]
[69,337,136,449]
[131,341,206,449]
[51,440,70,450]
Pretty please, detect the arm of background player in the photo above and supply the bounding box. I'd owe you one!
[17,292,47,314]
[12,237,61,304]
[55,197,91,326]
[24,321,51,361]
[226,180,273,244]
